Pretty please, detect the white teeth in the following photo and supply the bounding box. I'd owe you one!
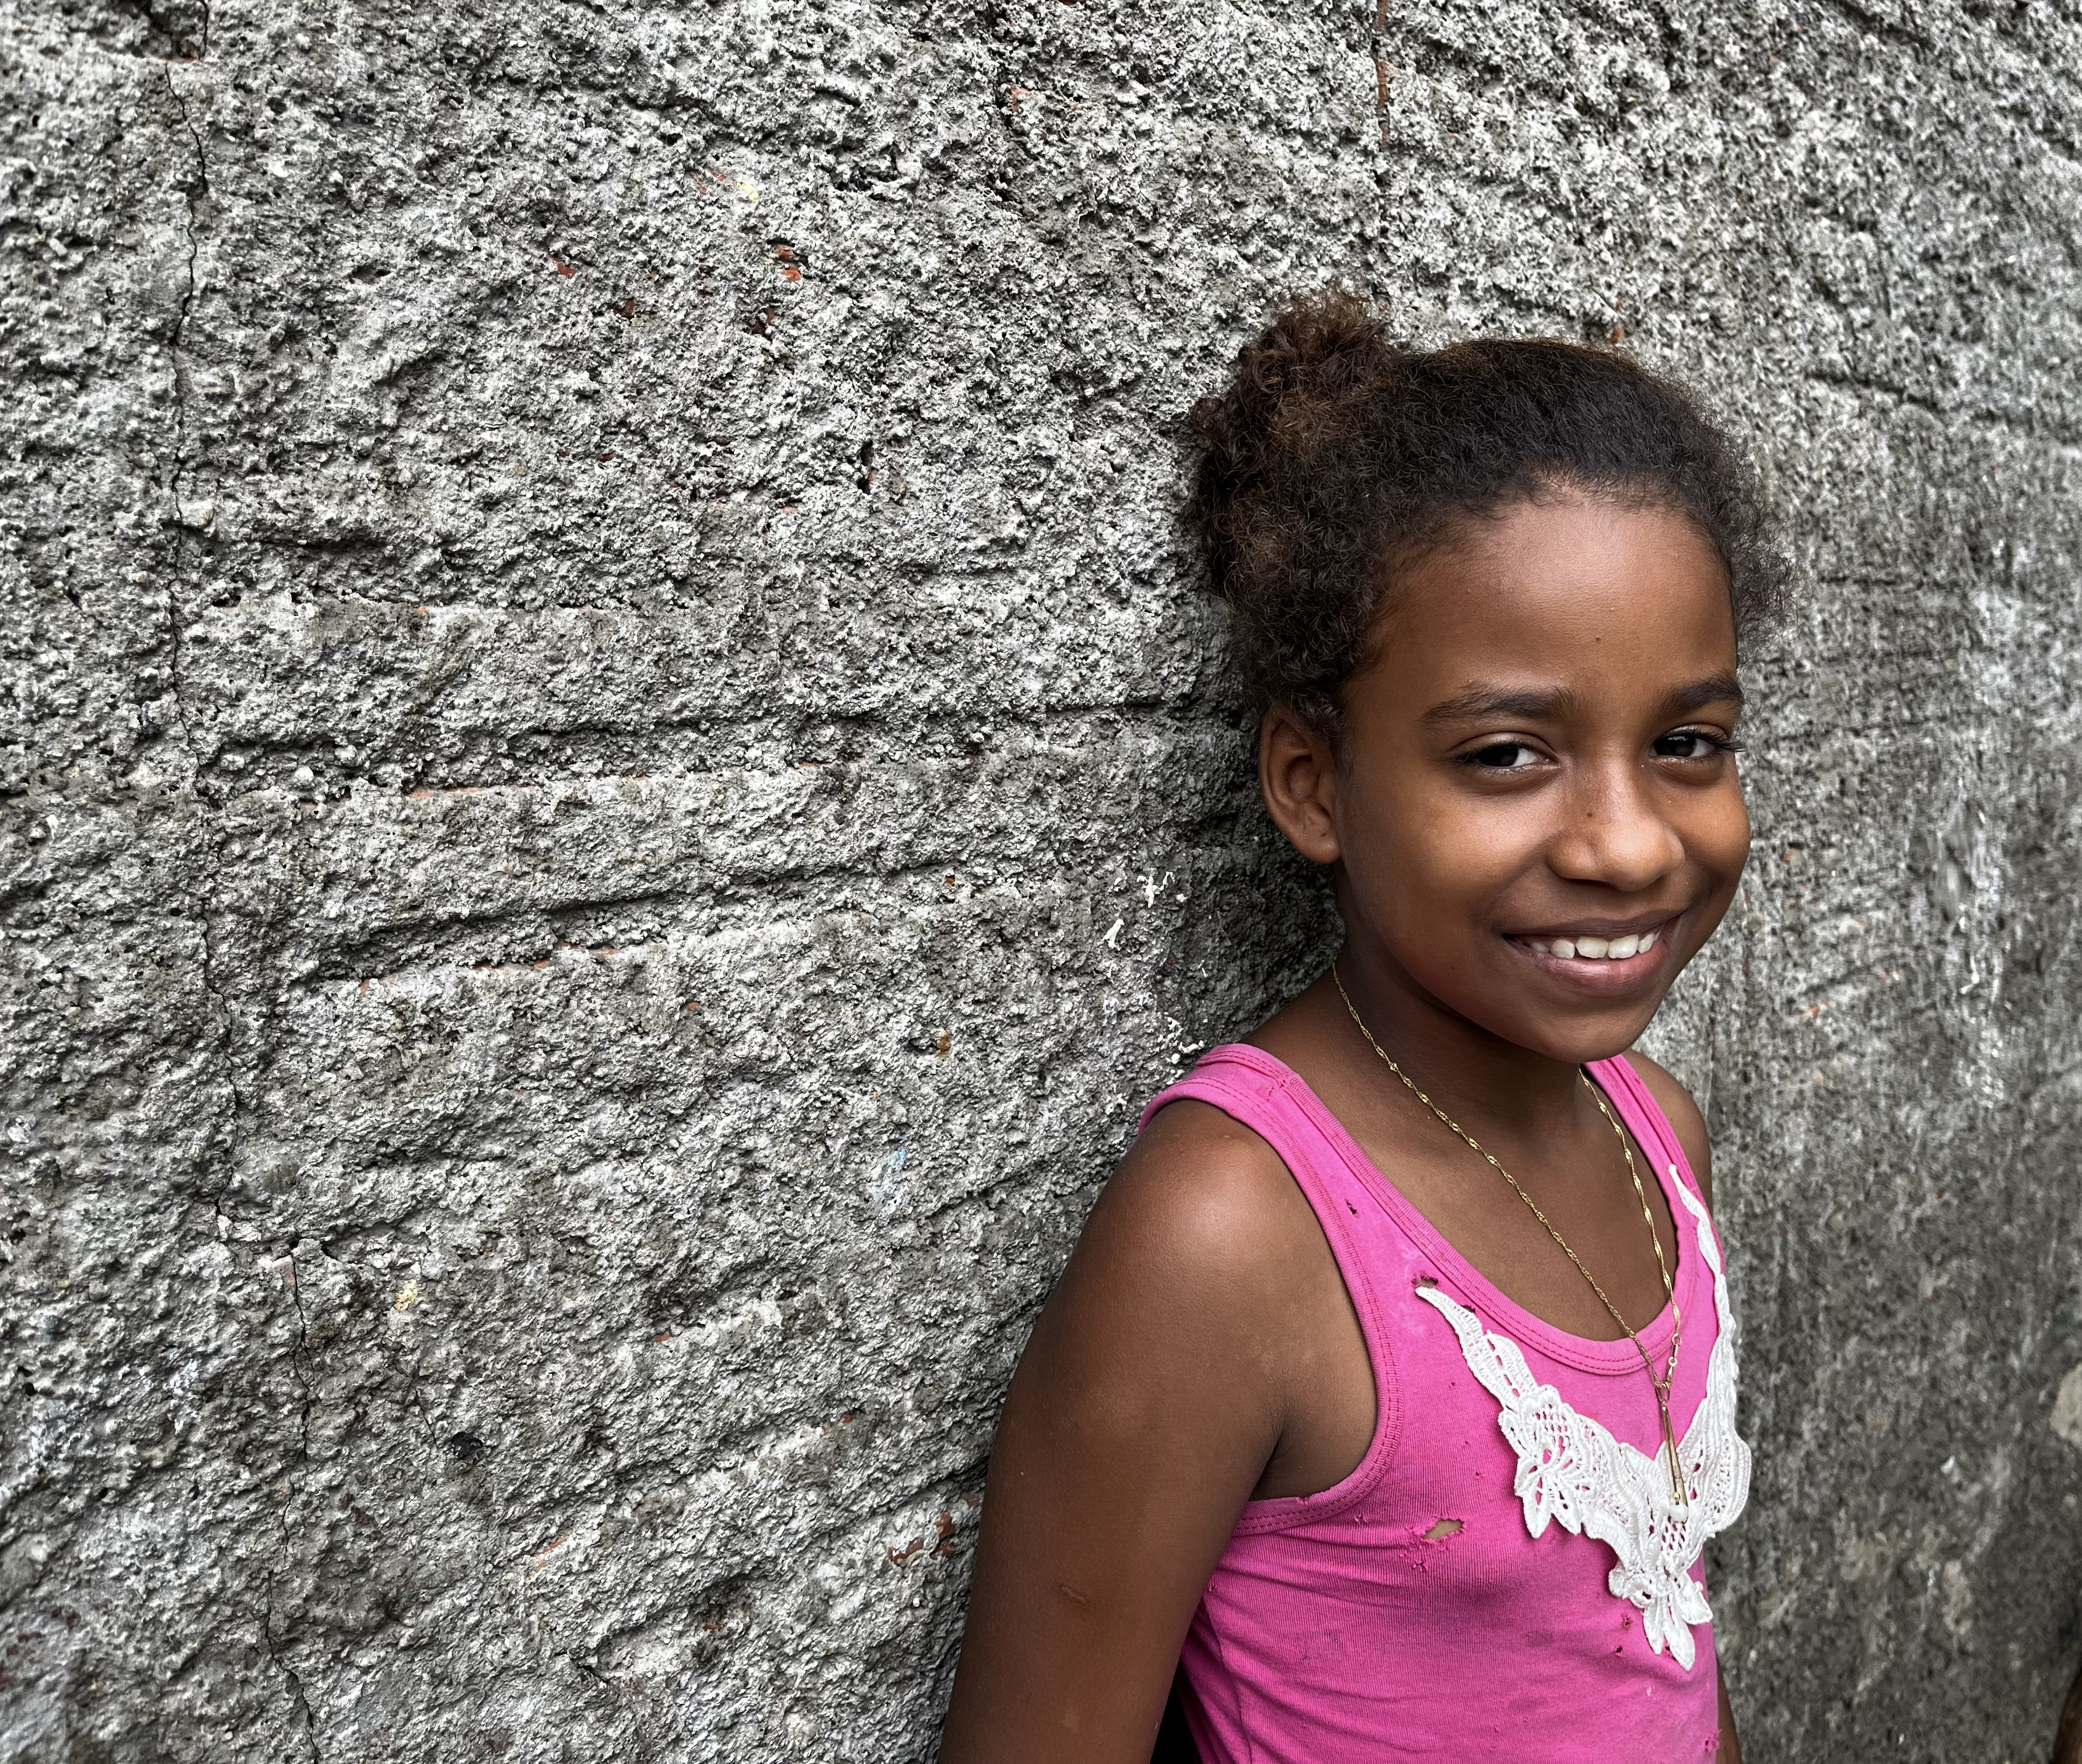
[1528,928,1664,961]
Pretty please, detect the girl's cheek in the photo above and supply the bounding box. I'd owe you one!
[1705,787,1754,873]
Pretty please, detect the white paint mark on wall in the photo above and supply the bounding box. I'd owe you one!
[2052,1364,2082,1451]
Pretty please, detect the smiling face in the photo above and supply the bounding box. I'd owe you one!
[1264,491,1751,1065]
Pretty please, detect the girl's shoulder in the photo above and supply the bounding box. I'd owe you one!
[1615,1049,1716,1208]
[1096,1094,1334,1307]
[992,1096,1356,1529]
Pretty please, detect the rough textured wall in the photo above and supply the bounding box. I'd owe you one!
[5,0,2082,1757]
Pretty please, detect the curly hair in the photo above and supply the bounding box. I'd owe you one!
[1181,290,1790,733]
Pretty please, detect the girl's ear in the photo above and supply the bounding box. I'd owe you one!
[1259,705,1343,866]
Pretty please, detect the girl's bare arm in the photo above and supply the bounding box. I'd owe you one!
[939,1103,1326,1763]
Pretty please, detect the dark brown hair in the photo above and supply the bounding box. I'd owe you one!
[1182,290,1790,732]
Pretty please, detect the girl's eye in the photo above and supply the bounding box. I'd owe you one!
[1464,741,1544,771]
[1653,729,1740,761]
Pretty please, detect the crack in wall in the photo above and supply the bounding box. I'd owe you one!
[154,51,207,804]
[1370,0,1394,150]
[264,1247,323,1763]
[160,59,207,537]
[260,1551,324,1764]
[282,1247,316,1466]
[164,35,322,1763]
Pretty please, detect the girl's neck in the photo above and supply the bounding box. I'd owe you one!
[1326,938,1590,1141]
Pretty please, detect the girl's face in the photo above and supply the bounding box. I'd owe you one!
[1269,494,1751,1065]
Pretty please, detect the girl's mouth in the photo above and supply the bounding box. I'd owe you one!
[1505,919,1677,985]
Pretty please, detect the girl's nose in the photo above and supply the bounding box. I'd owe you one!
[1548,770,1686,892]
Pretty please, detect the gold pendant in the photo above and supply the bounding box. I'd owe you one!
[1657,1390,1688,1506]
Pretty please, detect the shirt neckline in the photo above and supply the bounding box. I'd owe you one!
[1212,1041,1704,1378]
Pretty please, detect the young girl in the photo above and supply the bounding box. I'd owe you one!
[939,293,1786,1763]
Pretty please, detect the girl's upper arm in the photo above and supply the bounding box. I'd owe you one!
[1626,1051,1716,1209]
[939,1101,1315,1763]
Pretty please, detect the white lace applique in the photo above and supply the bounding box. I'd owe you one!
[1413,1175,1751,1671]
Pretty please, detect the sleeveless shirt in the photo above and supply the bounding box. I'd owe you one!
[1138,1044,1751,1763]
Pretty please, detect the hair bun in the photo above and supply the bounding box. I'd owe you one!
[1187,292,1398,564]
[1180,288,1786,733]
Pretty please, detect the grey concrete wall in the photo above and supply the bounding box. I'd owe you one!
[5,0,2081,1758]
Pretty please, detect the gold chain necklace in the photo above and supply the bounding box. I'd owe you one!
[1331,963,1688,1506]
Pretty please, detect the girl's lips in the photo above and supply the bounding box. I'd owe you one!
[1505,921,1677,990]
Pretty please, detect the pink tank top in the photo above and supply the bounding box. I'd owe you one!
[1138,1044,1751,1763]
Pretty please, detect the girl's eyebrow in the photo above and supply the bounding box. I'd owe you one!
[1422,672,1744,726]
[1420,684,1584,726]
[1665,671,1746,714]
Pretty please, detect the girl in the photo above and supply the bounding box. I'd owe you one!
[939,292,1787,1763]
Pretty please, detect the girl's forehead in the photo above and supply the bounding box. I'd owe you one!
[1393,502,1732,637]
[1364,501,1740,714]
